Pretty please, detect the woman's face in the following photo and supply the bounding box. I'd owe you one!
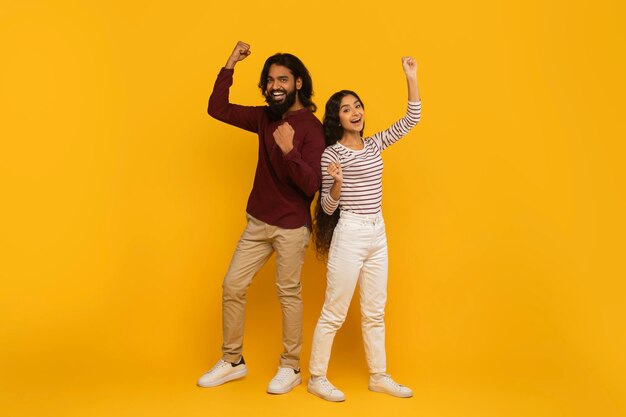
[338,94,364,134]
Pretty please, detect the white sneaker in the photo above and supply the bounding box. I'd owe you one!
[307,376,346,402]
[197,358,247,387]
[267,367,302,394]
[368,374,413,398]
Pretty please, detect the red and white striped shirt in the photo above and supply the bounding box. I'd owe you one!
[321,101,421,215]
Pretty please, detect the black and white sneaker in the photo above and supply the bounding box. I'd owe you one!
[267,367,302,394]
[197,357,247,387]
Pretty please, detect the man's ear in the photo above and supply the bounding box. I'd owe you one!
[296,77,303,90]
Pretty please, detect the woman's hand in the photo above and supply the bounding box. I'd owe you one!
[402,56,417,78]
[401,56,420,102]
[327,161,343,183]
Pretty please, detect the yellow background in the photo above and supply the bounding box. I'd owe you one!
[1,1,625,416]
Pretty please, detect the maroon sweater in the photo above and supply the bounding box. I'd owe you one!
[208,67,325,229]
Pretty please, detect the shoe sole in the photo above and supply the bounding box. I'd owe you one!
[307,386,346,402]
[197,366,248,388]
[368,385,413,398]
[266,375,302,394]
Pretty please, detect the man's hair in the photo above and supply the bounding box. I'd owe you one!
[258,53,317,112]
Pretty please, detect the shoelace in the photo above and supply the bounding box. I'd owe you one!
[272,368,293,383]
[319,377,338,393]
[381,375,403,390]
[207,360,229,375]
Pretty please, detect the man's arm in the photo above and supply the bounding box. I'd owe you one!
[224,41,251,69]
[207,41,261,133]
[277,122,325,197]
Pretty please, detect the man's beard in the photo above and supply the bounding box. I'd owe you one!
[266,89,297,117]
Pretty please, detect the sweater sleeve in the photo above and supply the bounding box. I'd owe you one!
[282,120,325,197]
[320,149,340,215]
[370,101,421,151]
[207,67,263,133]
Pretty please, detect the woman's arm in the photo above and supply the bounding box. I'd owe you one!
[320,152,343,215]
[327,162,343,201]
[369,57,421,151]
[402,56,420,102]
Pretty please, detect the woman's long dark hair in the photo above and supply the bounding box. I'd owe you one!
[313,90,365,259]
[258,53,316,112]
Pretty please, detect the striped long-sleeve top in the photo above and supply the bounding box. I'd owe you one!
[321,101,421,215]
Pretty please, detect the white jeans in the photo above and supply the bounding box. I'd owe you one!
[309,210,388,376]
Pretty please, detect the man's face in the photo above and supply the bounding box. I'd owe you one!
[265,64,302,116]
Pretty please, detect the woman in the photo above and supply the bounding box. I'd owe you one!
[308,57,421,402]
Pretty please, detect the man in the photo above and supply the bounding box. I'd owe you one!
[197,41,324,394]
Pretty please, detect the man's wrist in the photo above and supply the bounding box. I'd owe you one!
[281,144,294,156]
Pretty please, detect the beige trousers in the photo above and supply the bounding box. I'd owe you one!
[221,214,310,369]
